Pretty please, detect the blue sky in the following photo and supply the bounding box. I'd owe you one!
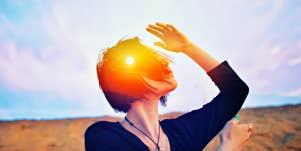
[0,0,300,120]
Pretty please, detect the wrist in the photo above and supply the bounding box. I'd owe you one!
[180,41,195,54]
[218,143,234,151]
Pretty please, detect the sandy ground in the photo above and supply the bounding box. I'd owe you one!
[0,104,300,151]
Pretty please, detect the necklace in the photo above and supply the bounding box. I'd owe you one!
[125,116,161,151]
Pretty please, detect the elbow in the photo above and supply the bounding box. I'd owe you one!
[227,80,249,102]
[234,81,249,105]
[231,81,249,112]
[225,80,249,99]
[240,81,249,98]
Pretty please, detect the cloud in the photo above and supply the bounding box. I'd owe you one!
[0,40,100,103]
[281,88,301,97]
[0,109,13,120]
[0,1,110,111]
[241,40,298,94]
[0,0,301,119]
[288,56,301,66]
[0,15,16,35]
[288,40,301,66]
[297,39,301,49]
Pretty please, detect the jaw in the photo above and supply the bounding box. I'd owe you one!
[139,74,177,96]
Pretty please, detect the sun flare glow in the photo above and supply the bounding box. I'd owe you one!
[125,56,135,65]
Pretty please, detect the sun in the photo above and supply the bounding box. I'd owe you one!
[125,56,135,65]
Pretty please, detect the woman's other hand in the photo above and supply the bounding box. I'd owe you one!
[146,22,192,53]
[218,117,253,151]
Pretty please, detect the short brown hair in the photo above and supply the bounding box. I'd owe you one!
[96,37,173,113]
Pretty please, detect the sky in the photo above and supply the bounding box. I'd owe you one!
[0,0,300,121]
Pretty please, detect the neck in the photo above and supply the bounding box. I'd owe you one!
[125,96,160,139]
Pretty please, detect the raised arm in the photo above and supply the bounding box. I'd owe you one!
[147,22,249,150]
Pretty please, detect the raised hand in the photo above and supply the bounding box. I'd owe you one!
[146,22,192,53]
[218,117,253,151]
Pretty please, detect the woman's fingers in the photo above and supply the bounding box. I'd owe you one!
[146,22,192,53]
[247,123,253,136]
[241,123,252,140]
[244,123,252,132]
[232,118,240,124]
[148,24,164,33]
[148,23,173,33]
[156,22,176,32]
[166,24,177,31]
[146,27,165,40]
[156,22,168,30]
[230,115,240,124]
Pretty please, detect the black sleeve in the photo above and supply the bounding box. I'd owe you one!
[167,60,249,150]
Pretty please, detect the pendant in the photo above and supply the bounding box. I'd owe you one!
[157,145,160,151]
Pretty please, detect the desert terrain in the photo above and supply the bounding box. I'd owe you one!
[0,104,300,151]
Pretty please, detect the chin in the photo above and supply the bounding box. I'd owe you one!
[162,78,177,94]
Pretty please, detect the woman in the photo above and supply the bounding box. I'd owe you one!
[85,22,250,151]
